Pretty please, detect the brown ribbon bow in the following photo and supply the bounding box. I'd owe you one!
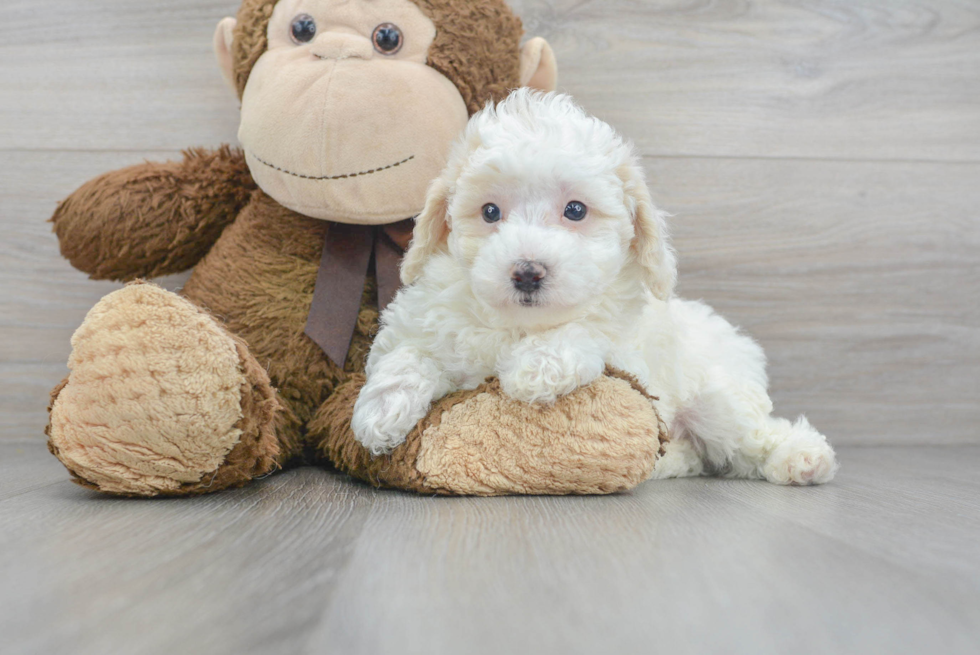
[304,219,414,366]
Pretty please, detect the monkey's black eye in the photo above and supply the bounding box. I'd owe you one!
[564,201,588,221]
[372,23,403,54]
[482,203,502,223]
[290,14,317,44]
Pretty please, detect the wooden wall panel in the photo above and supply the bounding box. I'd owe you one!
[1,0,977,444]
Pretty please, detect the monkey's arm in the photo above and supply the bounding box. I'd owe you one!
[52,146,256,281]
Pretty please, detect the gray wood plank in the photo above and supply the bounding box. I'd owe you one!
[1,443,978,655]
[0,460,376,655]
[3,0,978,160]
[515,0,980,161]
[0,0,241,152]
[713,447,980,580]
[653,156,980,444]
[307,447,980,655]
[0,441,66,500]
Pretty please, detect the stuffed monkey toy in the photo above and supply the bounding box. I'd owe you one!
[46,0,665,497]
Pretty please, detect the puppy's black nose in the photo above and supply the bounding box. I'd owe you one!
[511,261,547,293]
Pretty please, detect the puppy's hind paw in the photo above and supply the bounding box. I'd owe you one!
[763,417,839,485]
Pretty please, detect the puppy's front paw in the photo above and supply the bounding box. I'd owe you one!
[499,349,605,405]
[352,384,431,456]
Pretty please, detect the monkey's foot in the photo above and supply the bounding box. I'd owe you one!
[47,282,280,496]
[310,370,665,496]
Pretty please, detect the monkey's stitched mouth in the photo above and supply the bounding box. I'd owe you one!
[248,153,415,181]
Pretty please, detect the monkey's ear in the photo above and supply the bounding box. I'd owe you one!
[213,17,238,94]
[401,176,452,285]
[520,37,558,92]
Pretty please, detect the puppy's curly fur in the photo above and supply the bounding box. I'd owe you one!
[353,90,838,485]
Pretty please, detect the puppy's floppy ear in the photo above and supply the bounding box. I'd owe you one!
[619,158,677,300]
[401,176,452,285]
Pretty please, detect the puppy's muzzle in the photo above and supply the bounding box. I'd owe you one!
[511,261,548,294]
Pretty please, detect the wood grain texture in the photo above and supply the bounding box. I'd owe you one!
[654,156,980,443]
[1,0,978,444]
[1,443,978,655]
[3,0,978,159]
[513,0,980,161]
[0,0,241,151]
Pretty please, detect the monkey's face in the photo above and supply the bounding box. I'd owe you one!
[237,0,469,224]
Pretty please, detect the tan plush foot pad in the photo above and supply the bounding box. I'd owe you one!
[312,369,666,496]
[47,282,280,497]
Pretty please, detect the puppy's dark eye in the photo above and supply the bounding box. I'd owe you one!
[372,23,403,54]
[564,201,588,221]
[482,203,502,223]
[290,14,317,44]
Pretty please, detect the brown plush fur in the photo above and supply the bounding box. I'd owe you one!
[48,318,281,498]
[46,283,281,497]
[231,0,278,99]
[171,335,282,496]
[413,372,665,495]
[52,146,255,281]
[230,0,524,113]
[46,0,663,498]
[311,369,664,495]
[413,0,524,114]
[179,191,379,463]
[311,375,435,493]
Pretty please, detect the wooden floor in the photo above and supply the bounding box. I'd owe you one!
[0,442,977,655]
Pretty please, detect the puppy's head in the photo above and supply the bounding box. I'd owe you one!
[402,90,676,327]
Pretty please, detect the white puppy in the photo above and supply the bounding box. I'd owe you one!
[352,90,838,485]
